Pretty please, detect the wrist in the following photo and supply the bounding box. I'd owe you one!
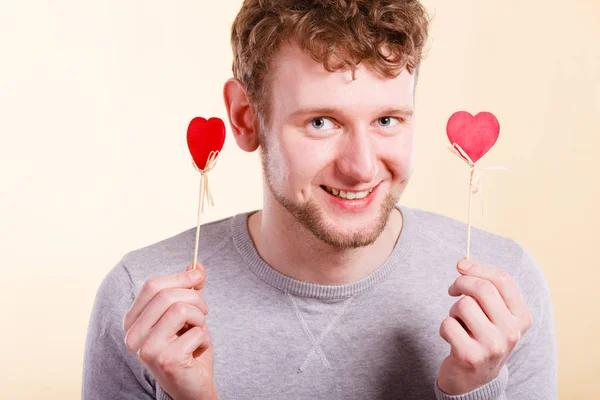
[434,365,509,399]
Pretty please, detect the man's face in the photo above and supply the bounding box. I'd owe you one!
[260,44,416,249]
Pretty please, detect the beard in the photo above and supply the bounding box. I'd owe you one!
[260,145,400,250]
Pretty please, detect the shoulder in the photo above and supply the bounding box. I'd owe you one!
[402,206,547,293]
[404,206,523,260]
[90,214,239,336]
[120,214,237,292]
[402,206,552,328]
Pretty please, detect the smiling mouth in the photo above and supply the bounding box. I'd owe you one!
[320,185,374,200]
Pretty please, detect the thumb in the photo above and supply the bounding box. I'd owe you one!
[185,262,206,290]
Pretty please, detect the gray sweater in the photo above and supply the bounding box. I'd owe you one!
[83,205,557,399]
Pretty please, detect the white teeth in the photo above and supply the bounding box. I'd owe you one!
[324,186,373,200]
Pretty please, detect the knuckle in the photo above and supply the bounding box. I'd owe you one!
[441,316,454,327]
[439,317,453,336]
[122,313,131,332]
[453,276,464,285]
[190,326,207,340]
[156,352,175,371]
[195,326,212,348]
[204,331,213,347]
[197,303,208,316]
[138,342,154,363]
[496,270,512,284]
[155,352,186,376]
[454,276,468,288]
[488,340,505,359]
[196,294,209,314]
[142,277,160,296]
[170,302,189,317]
[188,307,206,326]
[506,327,521,346]
[448,302,458,316]
[457,296,475,312]
[449,299,463,316]
[462,350,484,369]
[198,309,207,324]
[124,332,136,353]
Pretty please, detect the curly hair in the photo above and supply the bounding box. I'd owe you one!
[230,0,430,122]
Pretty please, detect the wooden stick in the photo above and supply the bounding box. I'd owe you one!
[466,167,475,259]
[192,173,205,271]
[190,151,220,271]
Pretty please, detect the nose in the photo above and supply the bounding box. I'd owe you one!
[336,128,378,184]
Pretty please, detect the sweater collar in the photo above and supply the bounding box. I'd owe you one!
[231,205,416,299]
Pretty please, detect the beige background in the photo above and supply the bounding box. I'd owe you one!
[1,0,598,398]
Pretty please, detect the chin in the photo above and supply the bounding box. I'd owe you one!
[279,191,398,250]
[320,222,387,249]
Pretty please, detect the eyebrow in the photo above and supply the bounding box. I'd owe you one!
[288,106,414,120]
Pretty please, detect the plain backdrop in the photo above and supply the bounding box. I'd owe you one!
[1,0,598,398]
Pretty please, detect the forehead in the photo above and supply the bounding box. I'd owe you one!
[269,43,415,119]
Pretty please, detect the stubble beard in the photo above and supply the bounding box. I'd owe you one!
[260,145,400,250]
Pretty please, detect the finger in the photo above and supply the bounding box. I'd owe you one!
[175,292,210,338]
[125,289,206,354]
[439,316,475,353]
[137,302,207,361]
[123,266,206,331]
[170,325,212,359]
[144,326,212,374]
[185,262,208,291]
[448,275,516,329]
[449,295,496,344]
[457,259,528,321]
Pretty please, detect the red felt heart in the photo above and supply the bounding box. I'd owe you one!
[187,117,226,170]
[446,111,500,163]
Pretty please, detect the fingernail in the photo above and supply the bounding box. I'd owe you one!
[458,259,472,271]
[188,269,202,279]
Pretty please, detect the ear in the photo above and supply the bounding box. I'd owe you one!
[223,78,260,152]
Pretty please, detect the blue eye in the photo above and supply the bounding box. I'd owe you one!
[310,117,335,130]
[377,117,399,127]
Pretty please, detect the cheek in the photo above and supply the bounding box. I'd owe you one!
[271,132,335,195]
[288,142,333,184]
[379,132,415,177]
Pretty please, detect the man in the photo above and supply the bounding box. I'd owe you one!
[83,0,557,399]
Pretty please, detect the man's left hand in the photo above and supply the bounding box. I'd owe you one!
[437,258,533,395]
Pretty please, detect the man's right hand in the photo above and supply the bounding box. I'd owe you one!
[123,263,216,400]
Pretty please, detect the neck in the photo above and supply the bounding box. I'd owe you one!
[247,192,403,286]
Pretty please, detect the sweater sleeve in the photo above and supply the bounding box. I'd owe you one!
[433,245,558,400]
[504,247,558,399]
[82,260,158,399]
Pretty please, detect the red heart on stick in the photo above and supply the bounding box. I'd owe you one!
[446,111,500,163]
[187,117,226,170]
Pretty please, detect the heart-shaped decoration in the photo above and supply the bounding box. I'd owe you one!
[187,117,226,170]
[446,111,500,163]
